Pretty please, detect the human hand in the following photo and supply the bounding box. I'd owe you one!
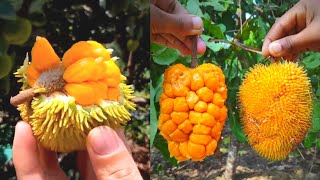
[13,121,142,180]
[151,0,206,56]
[262,0,320,61]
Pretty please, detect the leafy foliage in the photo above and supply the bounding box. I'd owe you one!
[302,52,320,149]
[0,0,33,96]
[151,0,320,166]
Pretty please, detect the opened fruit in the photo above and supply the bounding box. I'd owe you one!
[11,37,135,152]
[239,62,313,160]
[158,63,227,161]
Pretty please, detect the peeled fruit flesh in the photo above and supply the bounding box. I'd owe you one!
[239,62,313,160]
[62,41,112,68]
[31,37,61,71]
[159,63,228,162]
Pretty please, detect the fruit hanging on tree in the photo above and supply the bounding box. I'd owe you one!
[158,63,227,161]
[239,62,313,160]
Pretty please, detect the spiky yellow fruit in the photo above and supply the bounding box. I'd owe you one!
[239,62,313,160]
[13,37,135,152]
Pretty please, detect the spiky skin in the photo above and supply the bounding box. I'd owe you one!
[17,85,135,152]
[239,62,313,160]
[14,37,135,152]
[158,64,228,162]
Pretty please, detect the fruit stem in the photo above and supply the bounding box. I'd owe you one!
[10,88,36,107]
[208,39,262,55]
[191,36,198,68]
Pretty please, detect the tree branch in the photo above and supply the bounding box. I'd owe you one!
[208,39,262,55]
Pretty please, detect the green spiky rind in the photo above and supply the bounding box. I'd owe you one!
[14,54,30,90]
[18,83,136,152]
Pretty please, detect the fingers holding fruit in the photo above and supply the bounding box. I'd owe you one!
[262,0,320,60]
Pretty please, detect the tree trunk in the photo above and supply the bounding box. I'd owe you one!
[223,135,239,180]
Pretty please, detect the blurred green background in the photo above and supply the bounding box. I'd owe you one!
[0,0,150,179]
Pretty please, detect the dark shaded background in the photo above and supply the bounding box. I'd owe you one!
[0,0,150,179]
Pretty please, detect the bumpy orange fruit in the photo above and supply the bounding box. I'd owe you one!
[158,63,228,161]
[13,37,135,152]
[239,62,313,160]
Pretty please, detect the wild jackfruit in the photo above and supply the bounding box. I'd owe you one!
[239,62,313,160]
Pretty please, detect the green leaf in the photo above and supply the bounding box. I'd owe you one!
[220,147,228,153]
[153,134,178,166]
[0,35,9,56]
[303,57,320,69]
[222,136,230,145]
[218,24,226,33]
[317,139,320,149]
[0,1,16,20]
[154,75,164,103]
[127,39,139,52]
[2,17,32,45]
[29,12,47,27]
[151,44,179,66]
[203,19,225,39]
[200,34,229,52]
[243,31,257,46]
[316,89,320,97]
[150,76,164,146]
[310,99,320,131]
[8,0,23,11]
[200,2,224,11]
[200,0,233,12]
[228,110,247,143]
[150,80,158,147]
[0,76,10,96]
[304,132,316,148]
[238,150,248,156]
[186,0,203,17]
[29,0,47,14]
[155,88,162,103]
[0,54,13,79]
[150,43,166,55]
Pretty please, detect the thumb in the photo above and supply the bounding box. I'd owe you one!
[86,126,142,180]
[151,4,203,36]
[268,22,320,57]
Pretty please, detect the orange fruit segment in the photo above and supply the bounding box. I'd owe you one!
[31,37,61,72]
[26,64,41,87]
[104,60,121,88]
[64,82,98,106]
[62,41,111,68]
[170,112,188,124]
[26,38,125,107]
[63,57,107,83]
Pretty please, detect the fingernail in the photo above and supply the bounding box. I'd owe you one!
[269,42,282,55]
[89,127,119,155]
[192,17,202,30]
